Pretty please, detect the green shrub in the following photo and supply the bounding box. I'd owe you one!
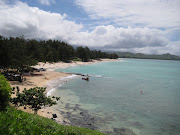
[11,87,57,114]
[0,74,11,111]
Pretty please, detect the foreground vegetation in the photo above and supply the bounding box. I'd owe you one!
[115,52,180,60]
[0,74,11,111]
[0,74,104,135]
[0,106,104,135]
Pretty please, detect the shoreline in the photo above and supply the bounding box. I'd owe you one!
[9,70,71,123]
[46,74,78,97]
[9,59,121,126]
[33,58,121,71]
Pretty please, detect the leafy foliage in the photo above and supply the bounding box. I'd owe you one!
[0,35,118,69]
[0,106,105,135]
[0,74,11,111]
[11,87,57,114]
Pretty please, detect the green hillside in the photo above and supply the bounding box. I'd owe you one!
[0,106,105,135]
[115,52,180,60]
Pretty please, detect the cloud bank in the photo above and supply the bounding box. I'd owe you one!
[71,26,168,48]
[0,0,82,41]
[0,0,180,55]
[75,0,180,29]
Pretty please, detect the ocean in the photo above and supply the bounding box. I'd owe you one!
[50,59,180,135]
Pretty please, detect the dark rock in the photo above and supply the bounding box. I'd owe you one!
[63,120,67,123]
[52,114,57,118]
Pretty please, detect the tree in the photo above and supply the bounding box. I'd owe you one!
[0,74,11,111]
[76,47,89,62]
[11,87,58,114]
[0,35,120,71]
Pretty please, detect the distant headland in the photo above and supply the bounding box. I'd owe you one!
[114,52,180,61]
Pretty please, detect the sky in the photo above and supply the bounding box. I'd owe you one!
[0,0,180,55]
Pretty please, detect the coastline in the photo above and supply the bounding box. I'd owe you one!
[9,59,121,125]
[33,58,121,71]
[9,70,70,123]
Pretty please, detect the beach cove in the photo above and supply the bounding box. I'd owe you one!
[9,59,121,127]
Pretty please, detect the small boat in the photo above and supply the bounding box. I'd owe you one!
[82,77,89,81]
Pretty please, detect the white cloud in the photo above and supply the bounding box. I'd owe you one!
[75,0,180,29]
[0,0,179,55]
[0,0,83,40]
[70,25,168,49]
[38,0,55,6]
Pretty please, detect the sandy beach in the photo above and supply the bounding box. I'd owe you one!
[33,59,120,71]
[9,59,121,124]
[9,70,69,123]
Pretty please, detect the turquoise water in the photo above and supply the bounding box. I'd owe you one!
[54,59,180,135]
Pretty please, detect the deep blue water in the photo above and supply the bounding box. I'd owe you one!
[53,59,180,135]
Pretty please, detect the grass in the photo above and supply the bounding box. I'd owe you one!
[0,106,105,135]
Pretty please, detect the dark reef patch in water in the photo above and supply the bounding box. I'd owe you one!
[57,103,137,135]
[59,103,100,130]
[129,121,144,129]
[105,127,137,135]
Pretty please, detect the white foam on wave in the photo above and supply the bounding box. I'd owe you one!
[47,88,56,97]
[47,68,55,71]
[65,74,77,79]
[46,74,78,96]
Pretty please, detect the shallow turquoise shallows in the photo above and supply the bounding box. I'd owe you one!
[55,59,180,135]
